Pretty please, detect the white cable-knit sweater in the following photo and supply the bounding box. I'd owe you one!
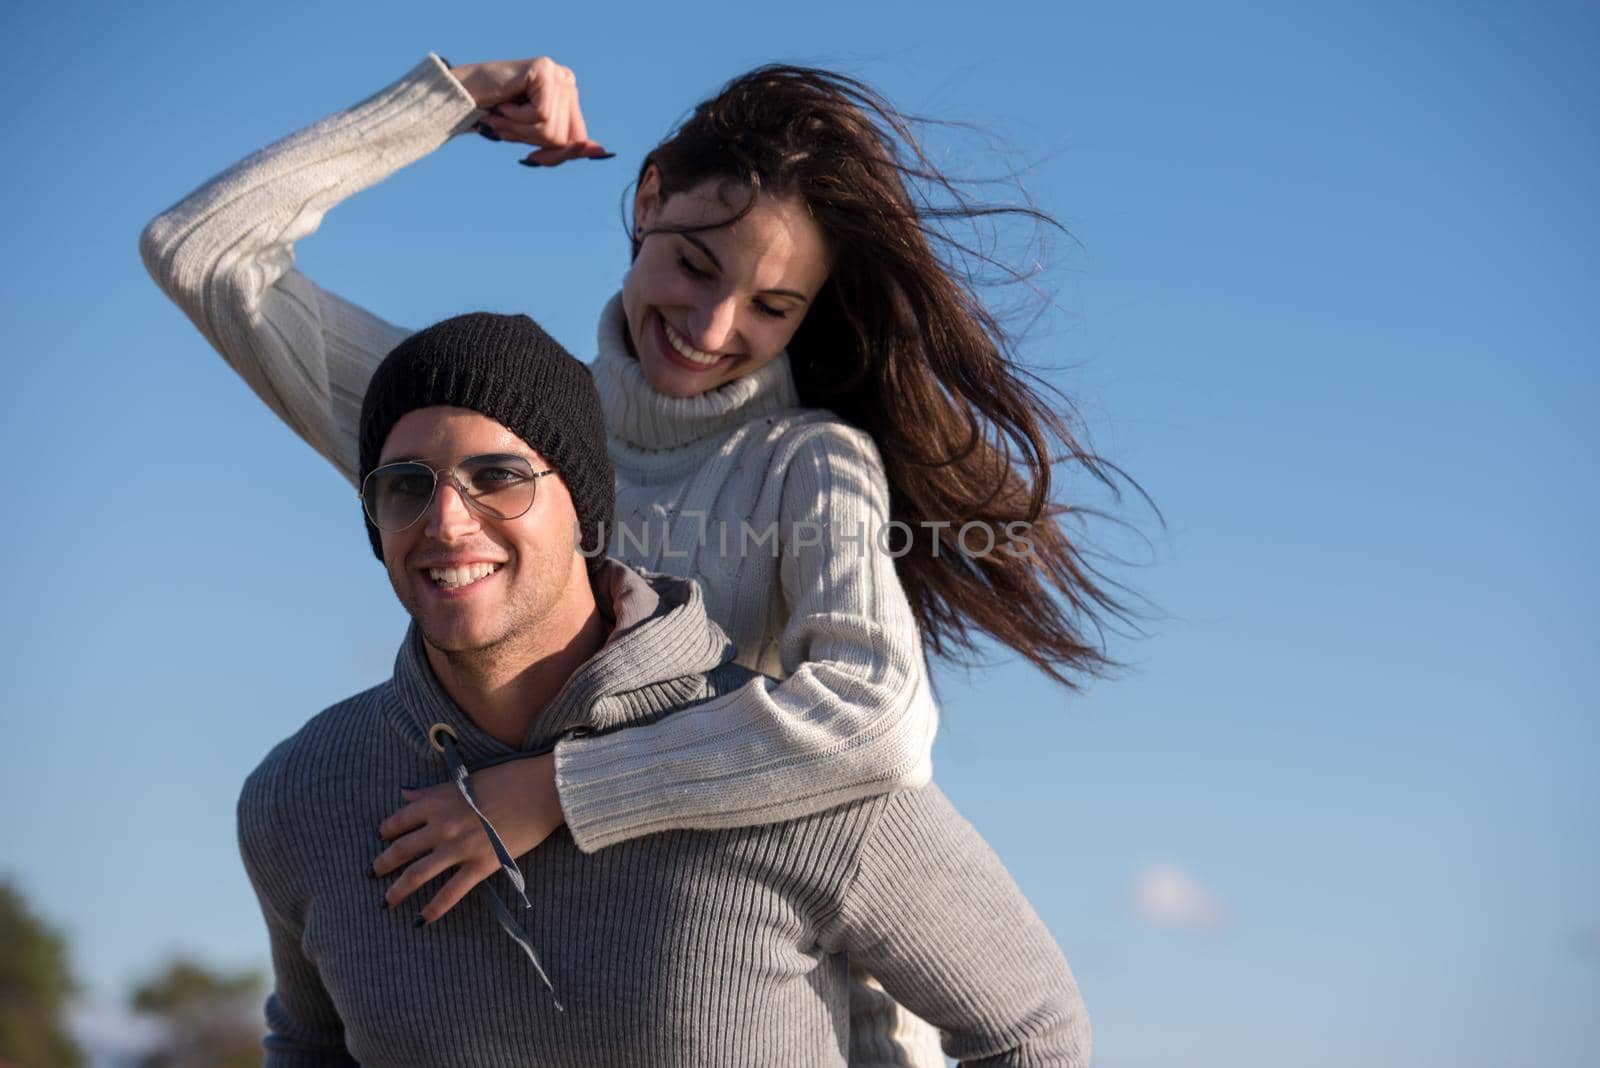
[140,52,950,1064]
[139,49,938,851]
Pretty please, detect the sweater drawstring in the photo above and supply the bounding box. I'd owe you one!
[433,724,564,1012]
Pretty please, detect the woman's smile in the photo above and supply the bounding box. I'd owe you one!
[656,314,735,370]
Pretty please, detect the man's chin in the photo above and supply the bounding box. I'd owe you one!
[409,602,506,658]
[418,619,501,656]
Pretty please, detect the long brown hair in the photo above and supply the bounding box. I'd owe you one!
[636,65,1150,688]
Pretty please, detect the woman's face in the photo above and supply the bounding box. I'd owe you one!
[623,168,831,398]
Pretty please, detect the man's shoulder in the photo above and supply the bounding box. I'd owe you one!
[877,780,959,828]
[775,781,967,873]
[735,785,962,911]
[238,680,393,823]
[858,781,1015,878]
[835,782,959,842]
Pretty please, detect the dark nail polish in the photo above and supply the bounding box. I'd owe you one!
[413,917,427,929]
[487,105,505,117]
[590,152,617,160]
[379,898,390,909]
[477,125,502,143]
[400,784,418,791]
[518,159,544,168]
[368,867,379,880]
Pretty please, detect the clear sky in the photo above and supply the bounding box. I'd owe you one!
[2,1,1595,1065]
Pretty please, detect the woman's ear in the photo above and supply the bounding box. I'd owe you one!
[633,164,662,235]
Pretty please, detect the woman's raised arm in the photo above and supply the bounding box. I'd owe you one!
[139,55,604,483]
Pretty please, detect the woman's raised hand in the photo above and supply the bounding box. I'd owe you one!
[449,56,611,166]
[373,753,566,923]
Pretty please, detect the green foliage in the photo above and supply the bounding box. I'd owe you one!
[0,877,85,1068]
[130,958,265,1068]
[130,960,261,1016]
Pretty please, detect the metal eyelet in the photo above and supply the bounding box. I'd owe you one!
[427,722,459,754]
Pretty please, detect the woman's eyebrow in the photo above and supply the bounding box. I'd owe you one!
[680,234,808,302]
[680,233,725,272]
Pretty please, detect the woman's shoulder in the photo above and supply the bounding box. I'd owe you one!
[757,410,894,521]
[764,408,886,474]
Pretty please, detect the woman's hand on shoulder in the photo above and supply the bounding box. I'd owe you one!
[449,56,611,166]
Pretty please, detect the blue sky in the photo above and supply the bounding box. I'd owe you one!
[2,1,1595,1065]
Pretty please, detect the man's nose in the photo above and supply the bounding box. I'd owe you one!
[424,479,480,541]
[686,296,738,353]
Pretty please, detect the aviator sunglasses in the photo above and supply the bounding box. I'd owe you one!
[359,453,558,532]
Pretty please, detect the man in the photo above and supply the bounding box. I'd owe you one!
[238,312,1089,1065]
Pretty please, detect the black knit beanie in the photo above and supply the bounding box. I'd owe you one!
[358,312,614,572]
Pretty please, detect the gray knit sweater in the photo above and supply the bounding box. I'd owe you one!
[238,562,1087,1066]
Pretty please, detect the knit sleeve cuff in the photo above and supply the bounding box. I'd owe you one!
[420,52,483,132]
[553,728,683,853]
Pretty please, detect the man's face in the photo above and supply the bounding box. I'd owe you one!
[376,406,585,658]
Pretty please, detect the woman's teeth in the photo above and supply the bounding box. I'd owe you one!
[663,319,721,366]
[428,563,500,589]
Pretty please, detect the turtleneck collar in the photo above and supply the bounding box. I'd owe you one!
[592,292,802,452]
[389,560,736,766]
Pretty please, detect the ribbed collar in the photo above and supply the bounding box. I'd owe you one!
[592,292,802,452]
[388,560,735,765]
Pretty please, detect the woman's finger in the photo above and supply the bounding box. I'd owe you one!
[568,94,592,148]
[377,796,432,841]
[493,97,545,126]
[523,140,611,167]
[545,82,574,151]
[372,825,436,878]
[483,113,568,149]
[417,856,501,925]
[382,847,462,910]
[524,60,566,144]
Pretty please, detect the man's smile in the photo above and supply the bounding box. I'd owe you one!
[425,561,503,590]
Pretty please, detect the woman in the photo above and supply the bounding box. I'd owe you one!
[142,52,1130,1065]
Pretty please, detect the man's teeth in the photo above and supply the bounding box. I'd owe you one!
[663,320,721,366]
[428,563,500,589]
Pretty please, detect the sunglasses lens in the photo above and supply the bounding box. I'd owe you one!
[362,464,435,532]
[457,455,538,518]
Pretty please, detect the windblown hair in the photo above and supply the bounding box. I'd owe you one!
[635,65,1148,687]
